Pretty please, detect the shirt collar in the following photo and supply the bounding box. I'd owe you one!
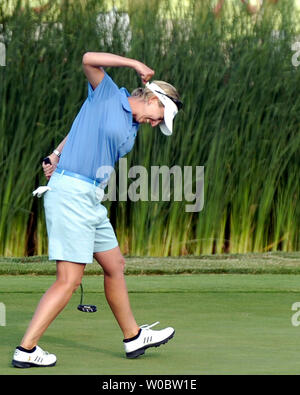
[120,87,132,112]
[120,87,139,128]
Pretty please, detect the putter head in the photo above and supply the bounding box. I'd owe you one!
[77,304,97,313]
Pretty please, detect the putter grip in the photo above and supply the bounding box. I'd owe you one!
[43,157,52,165]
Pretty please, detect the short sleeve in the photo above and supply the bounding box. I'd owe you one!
[87,71,119,103]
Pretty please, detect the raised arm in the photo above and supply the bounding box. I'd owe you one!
[82,52,155,89]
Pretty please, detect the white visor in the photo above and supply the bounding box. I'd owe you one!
[145,82,178,136]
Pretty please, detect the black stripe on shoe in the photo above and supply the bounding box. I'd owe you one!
[123,329,142,343]
[16,346,36,353]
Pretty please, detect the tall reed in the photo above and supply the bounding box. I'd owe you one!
[0,0,299,257]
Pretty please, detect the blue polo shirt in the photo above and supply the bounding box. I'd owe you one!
[57,71,139,188]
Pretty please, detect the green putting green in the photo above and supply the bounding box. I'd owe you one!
[1,274,300,375]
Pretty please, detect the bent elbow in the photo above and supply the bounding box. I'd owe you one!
[82,52,92,65]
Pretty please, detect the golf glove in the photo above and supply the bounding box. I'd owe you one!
[32,186,51,198]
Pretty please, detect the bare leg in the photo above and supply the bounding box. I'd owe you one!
[20,261,85,349]
[93,247,140,339]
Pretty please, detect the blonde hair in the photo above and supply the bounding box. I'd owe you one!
[131,81,180,107]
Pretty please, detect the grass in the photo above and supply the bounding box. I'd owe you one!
[0,251,300,275]
[2,272,300,374]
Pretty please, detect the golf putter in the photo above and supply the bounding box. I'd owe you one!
[77,283,97,313]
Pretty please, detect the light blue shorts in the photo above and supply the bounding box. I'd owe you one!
[43,170,119,264]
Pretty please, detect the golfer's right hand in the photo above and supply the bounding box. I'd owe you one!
[134,60,155,84]
[42,153,59,180]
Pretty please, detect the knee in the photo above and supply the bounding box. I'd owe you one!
[72,278,82,293]
[119,257,126,274]
[56,262,85,293]
[57,277,82,293]
[105,257,126,278]
[114,256,126,276]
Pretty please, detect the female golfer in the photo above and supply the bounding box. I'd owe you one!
[12,52,182,368]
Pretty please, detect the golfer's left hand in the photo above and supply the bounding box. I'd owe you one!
[42,153,59,180]
[134,61,155,84]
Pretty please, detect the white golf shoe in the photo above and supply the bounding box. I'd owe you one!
[12,345,57,368]
[124,321,175,358]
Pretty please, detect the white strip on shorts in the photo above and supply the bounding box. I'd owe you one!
[43,171,118,264]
